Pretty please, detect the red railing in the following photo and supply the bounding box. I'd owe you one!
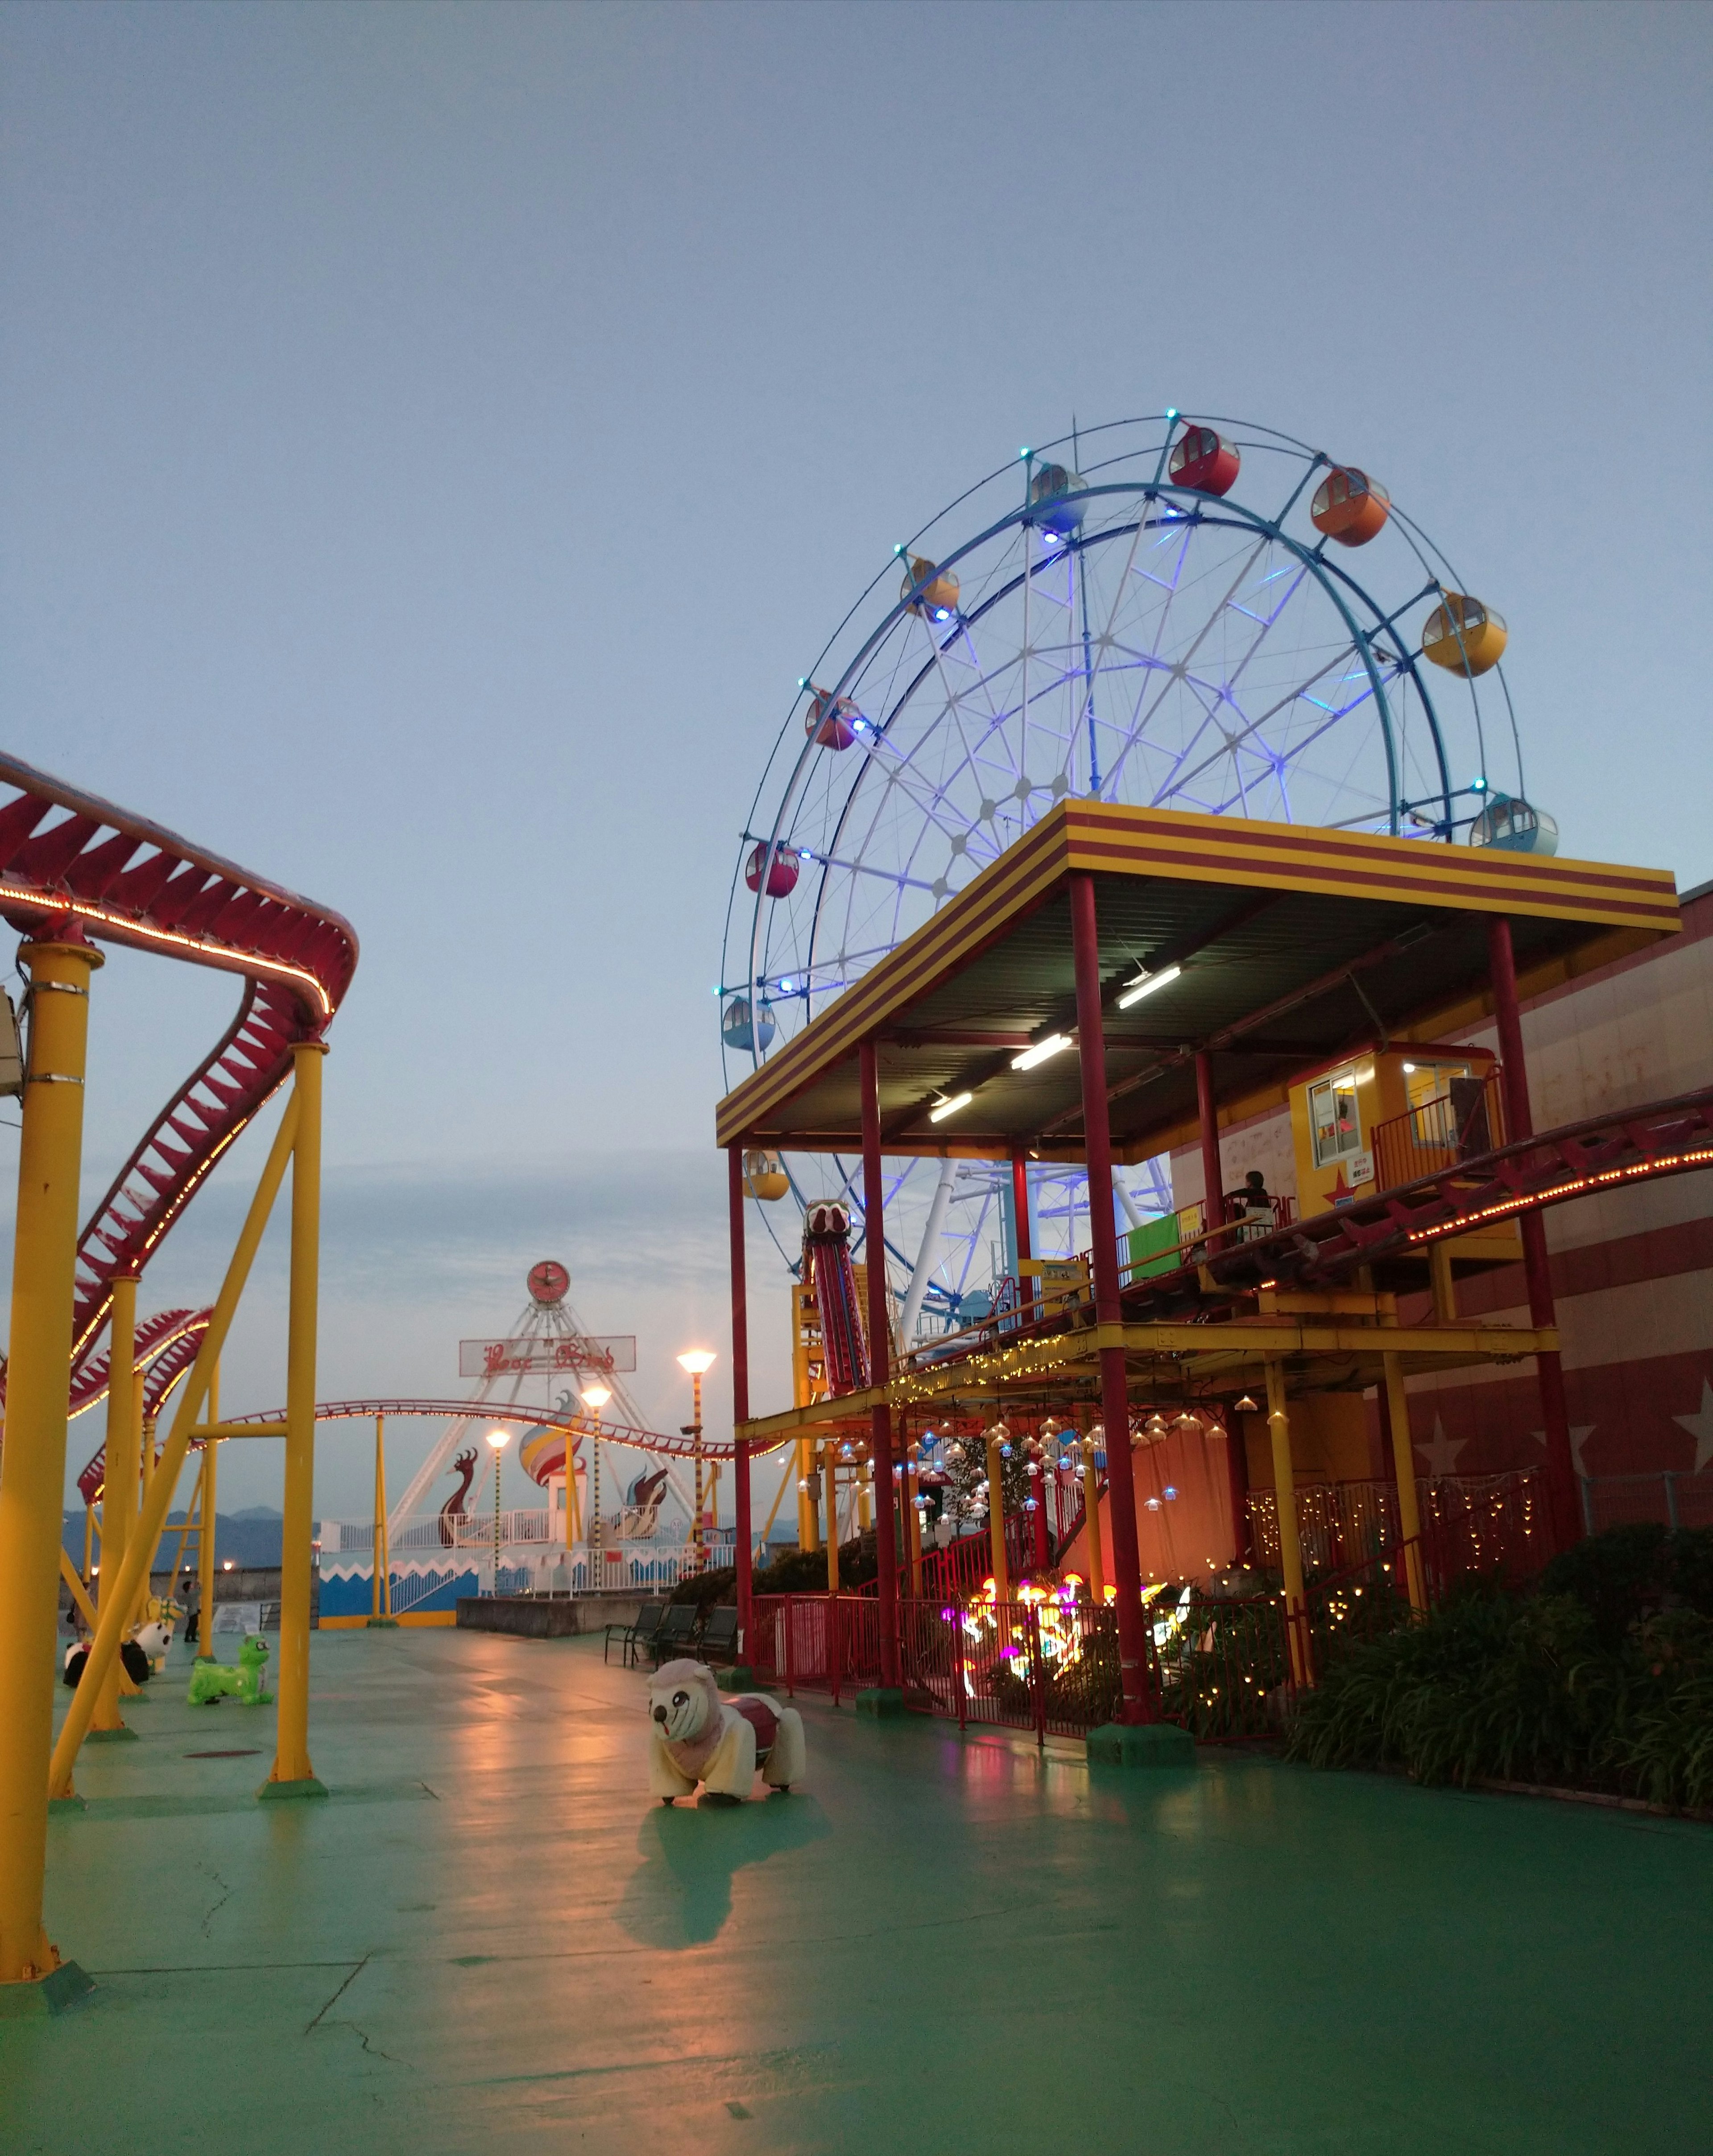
[749,1587,1299,1744]
[1371,1070,1507,1196]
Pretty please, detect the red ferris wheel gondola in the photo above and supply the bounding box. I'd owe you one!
[745,841,800,898]
[1167,425,1240,497]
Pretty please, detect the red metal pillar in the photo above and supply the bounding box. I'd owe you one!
[860,1038,901,1688]
[1012,1146,1050,1568]
[1070,871,1153,1723]
[728,1145,754,1658]
[1195,1051,1224,1246]
[1487,916,1579,1549]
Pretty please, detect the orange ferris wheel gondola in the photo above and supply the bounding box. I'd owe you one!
[1311,464,1390,546]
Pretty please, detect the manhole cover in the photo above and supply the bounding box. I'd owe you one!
[183,1749,262,1759]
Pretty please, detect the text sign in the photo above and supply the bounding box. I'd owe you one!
[1019,1258,1089,1285]
[459,1335,637,1380]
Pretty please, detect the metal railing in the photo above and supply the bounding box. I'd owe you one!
[748,1588,1295,1744]
[1582,1471,1713,1534]
[1246,1470,1550,1581]
[1371,1070,1506,1195]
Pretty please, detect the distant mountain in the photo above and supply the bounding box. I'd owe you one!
[62,1509,288,1571]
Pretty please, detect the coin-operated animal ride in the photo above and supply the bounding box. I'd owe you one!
[62,1608,176,1690]
[646,1659,806,1807]
[187,1634,274,1708]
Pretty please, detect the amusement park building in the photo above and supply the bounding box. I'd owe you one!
[1167,878,1713,1498]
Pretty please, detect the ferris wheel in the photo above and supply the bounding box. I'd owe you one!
[720,411,1546,1332]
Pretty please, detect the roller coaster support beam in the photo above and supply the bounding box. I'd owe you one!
[50,1090,301,1805]
[1265,1358,1312,1686]
[728,1146,753,1656]
[860,1039,902,1695]
[268,1041,326,1798]
[88,1273,138,1734]
[1071,873,1153,1724]
[1382,1353,1428,1615]
[1487,917,1578,1549]
[0,935,101,1990]
[196,1366,220,1658]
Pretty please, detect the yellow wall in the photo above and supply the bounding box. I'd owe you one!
[1241,1394,1370,1489]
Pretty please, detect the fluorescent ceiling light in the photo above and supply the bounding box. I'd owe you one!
[1010,1032,1072,1071]
[929,1091,973,1123]
[1116,963,1182,1009]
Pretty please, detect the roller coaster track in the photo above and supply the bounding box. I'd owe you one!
[71,1307,212,1503]
[1129,1085,1713,1315]
[0,746,357,1414]
[213,1398,761,1461]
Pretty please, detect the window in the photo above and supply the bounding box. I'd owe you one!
[1309,1071,1363,1167]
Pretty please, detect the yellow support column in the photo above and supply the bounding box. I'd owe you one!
[799,1435,819,1554]
[88,1274,138,1736]
[1383,1352,1429,1615]
[1428,1242,1456,1324]
[369,1413,396,1625]
[51,1090,300,1800]
[194,1364,220,1659]
[1265,1359,1311,1687]
[985,1427,1009,1597]
[0,935,100,1997]
[266,1042,326,1797]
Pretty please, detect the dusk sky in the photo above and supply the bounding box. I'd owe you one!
[2,1,1708,1519]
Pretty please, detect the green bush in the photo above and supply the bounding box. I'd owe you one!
[667,1530,880,1606]
[1539,1523,1713,1643]
[1286,1530,1713,1810]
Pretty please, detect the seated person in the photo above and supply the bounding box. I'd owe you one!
[1226,1169,1276,1240]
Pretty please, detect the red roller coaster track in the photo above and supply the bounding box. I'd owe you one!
[212,1399,759,1462]
[1130,1085,1713,1313]
[0,746,356,1414]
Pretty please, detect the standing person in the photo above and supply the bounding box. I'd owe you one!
[181,1570,202,1648]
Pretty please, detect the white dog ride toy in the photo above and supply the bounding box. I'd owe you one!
[647,1657,806,1808]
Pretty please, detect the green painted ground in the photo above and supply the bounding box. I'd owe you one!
[3,1626,1709,2154]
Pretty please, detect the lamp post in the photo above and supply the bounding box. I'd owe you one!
[677,1350,716,1571]
[580,1382,612,1590]
[485,1428,510,1594]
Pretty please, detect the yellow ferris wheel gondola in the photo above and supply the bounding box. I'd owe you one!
[1422,592,1508,677]
[743,1148,790,1200]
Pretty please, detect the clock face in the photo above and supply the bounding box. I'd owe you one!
[527,1259,570,1306]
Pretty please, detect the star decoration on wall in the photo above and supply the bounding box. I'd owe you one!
[1672,1380,1713,1474]
[1530,1424,1597,1475]
[1417,1415,1464,1479]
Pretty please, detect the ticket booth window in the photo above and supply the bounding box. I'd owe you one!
[1309,1071,1362,1167]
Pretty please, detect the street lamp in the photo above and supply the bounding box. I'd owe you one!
[677,1351,716,1570]
[485,1427,511,1593]
[581,1382,612,1586]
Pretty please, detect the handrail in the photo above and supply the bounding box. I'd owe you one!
[207,1396,766,1461]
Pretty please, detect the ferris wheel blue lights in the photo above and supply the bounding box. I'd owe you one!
[722,410,1533,1324]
